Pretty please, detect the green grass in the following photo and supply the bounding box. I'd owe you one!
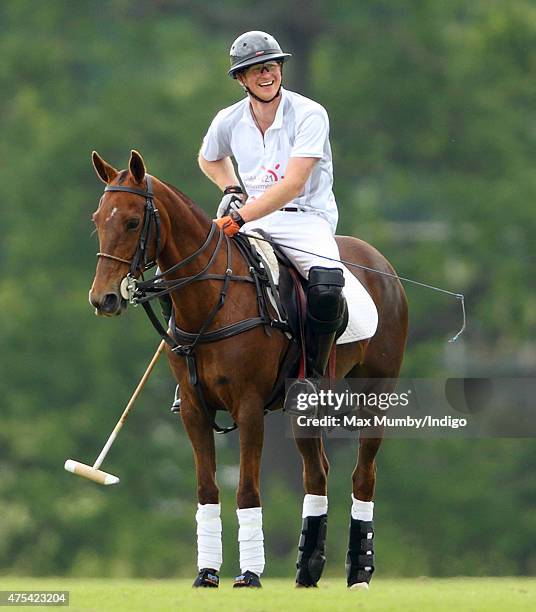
[0,578,533,611]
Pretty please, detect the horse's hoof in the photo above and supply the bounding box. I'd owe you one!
[192,568,219,587]
[233,570,262,588]
[349,581,369,590]
[295,582,318,588]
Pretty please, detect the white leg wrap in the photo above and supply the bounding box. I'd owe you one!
[302,494,328,518]
[237,507,265,576]
[196,503,222,571]
[351,495,374,521]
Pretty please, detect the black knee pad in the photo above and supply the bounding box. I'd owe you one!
[307,267,345,323]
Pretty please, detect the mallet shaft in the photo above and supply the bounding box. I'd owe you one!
[93,338,167,469]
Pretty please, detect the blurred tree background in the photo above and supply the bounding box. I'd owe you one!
[0,0,535,578]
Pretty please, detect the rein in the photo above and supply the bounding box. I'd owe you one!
[240,232,467,343]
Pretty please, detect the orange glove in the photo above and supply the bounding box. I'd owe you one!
[214,215,241,237]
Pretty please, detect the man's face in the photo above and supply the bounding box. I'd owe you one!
[238,61,282,101]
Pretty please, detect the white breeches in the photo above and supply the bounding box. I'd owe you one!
[241,210,379,342]
[241,211,343,278]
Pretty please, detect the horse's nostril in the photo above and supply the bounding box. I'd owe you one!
[101,293,120,314]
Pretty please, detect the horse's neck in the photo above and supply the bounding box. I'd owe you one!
[157,183,213,271]
[155,182,237,331]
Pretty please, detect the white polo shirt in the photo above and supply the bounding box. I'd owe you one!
[200,87,338,231]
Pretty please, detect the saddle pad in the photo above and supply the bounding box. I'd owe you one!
[247,232,280,284]
[246,233,378,344]
[246,232,284,323]
[338,266,378,344]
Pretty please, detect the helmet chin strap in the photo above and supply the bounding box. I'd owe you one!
[244,84,281,104]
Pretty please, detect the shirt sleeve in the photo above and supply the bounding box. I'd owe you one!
[290,110,329,158]
[200,112,232,161]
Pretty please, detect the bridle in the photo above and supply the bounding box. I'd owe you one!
[96,175,229,314]
[97,175,161,276]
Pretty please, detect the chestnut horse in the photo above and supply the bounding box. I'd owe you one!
[89,150,408,588]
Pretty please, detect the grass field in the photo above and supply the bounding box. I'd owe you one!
[0,577,533,611]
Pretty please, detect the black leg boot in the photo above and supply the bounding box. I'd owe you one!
[295,514,328,587]
[346,518,375,589]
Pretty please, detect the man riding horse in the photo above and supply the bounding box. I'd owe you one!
[191,30,379,587]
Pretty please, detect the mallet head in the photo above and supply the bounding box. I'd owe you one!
[64,460,120,486]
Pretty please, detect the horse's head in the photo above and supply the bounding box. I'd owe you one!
[89,150,159,316]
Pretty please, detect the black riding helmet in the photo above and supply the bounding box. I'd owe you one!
[228,31,291,78]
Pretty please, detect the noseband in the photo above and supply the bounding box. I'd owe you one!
[97,175,161,276]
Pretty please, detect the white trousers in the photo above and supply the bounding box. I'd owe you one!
[241,211,379,341]
[241,211,343,278]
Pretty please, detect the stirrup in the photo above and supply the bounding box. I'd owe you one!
[233,570,262,588]
[192,568,219,588]
[170,384,181,413]
[283,378,319,416]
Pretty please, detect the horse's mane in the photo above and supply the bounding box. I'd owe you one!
[114,170,212,223]
[161,179,212,224]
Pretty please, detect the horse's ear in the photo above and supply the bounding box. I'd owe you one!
[129,150,146,184]
[92,151,118,184]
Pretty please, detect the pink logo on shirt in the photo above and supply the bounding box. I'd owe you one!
[261,164,284,183]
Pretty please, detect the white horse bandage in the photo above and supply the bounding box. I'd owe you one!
[302,494,328,517]
[237,507,265,576]
[196,503,223,571]
[351,495,374,521]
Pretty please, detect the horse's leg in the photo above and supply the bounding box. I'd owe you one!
[346,374,394,590]
[233,399,265,588]
[292,423,329,588]
[181,400,221,588]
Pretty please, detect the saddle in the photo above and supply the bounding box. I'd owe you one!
[232,231,348,411]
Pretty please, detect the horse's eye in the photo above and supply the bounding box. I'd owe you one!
[126,218,140,230]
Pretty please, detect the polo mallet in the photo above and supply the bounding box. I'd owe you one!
[64,337,167,485]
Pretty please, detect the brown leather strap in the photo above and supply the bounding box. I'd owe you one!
[328,344,337,381]
[289,267,307,379]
